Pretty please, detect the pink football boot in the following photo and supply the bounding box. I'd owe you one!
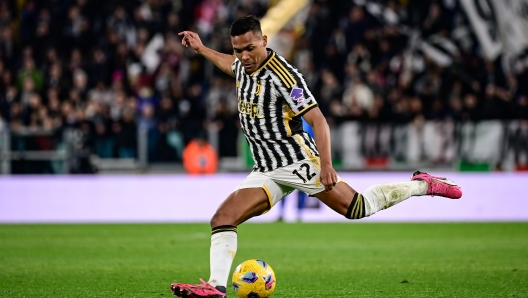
[411,171,462,199]
[171,278,226,297]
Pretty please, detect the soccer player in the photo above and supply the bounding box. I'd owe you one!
[172,15,462,297]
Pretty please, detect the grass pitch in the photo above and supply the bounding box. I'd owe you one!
[1,222,527,297]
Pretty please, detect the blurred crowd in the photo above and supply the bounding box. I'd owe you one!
[297,0,528,127]
[0,0,527,168]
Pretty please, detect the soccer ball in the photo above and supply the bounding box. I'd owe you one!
[232,259,276,298]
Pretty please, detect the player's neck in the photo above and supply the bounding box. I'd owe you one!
[246,49,271,74]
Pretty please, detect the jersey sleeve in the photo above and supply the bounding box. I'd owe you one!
[270,55,318,116]
[231,58,240,76]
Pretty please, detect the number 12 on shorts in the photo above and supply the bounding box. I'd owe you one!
[292,163,316,183]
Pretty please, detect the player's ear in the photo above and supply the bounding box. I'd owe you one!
[262,35,267,47]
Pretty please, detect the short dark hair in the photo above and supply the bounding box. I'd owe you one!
[229,15,262,37]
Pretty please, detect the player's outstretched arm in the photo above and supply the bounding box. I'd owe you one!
[178,30,236,78]
[302,107,338,192]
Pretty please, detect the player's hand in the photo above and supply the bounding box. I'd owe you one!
[178,31,204,54]
[320,164,338,192]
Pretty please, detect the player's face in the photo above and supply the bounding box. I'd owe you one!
[231,31,268,73]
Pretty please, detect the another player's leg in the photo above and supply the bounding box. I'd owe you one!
[171,188,270,297]
[277,195,287,222]
[296,190,307,221]
[315,171,462,219]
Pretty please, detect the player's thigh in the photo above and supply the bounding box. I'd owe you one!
[212,187,270,227]
[212,172,293,227]
[314,181,357,216]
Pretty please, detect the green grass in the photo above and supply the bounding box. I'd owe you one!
[1,223,527,297]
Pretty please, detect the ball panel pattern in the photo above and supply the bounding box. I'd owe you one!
[232,259,276,298]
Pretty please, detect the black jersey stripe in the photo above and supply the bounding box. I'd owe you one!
[251,124,273,171]
[261,66,298,170]
[239,64,265,170]
[305,132,319,155]
[245,72,276,172]
[239,60,267,171]
[270,83,296,165]
[294,134,317,162]
[277,85,310,162]
[254,74,281,171]
[278,108,299,165]
[245,135,261,170]
[282,105,304,156]
[237,60,268,171]
[301,131,319,159]
[284,106,308,162]
[271,89,295,166]
[260,75,288,169]
[264,83,282,166]
[237,64,263,170]
[270,57,297,86]
[304,131,319,159]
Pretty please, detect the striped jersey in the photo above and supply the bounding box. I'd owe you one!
[231,49,319,172]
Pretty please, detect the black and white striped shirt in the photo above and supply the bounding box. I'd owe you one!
[231,49,319,172]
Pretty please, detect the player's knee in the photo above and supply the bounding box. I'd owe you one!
[344,193,367,220]
[210,210,235,228]
[210,211,222,228]
[337,200,351,217]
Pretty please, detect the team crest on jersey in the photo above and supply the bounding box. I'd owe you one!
[290,87,305,103]
[255,80,262,96]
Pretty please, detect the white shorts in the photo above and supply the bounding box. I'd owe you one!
[235,157,341,208]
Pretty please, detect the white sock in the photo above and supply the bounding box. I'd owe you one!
[208,230,237,288]
[362,181,428,217]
